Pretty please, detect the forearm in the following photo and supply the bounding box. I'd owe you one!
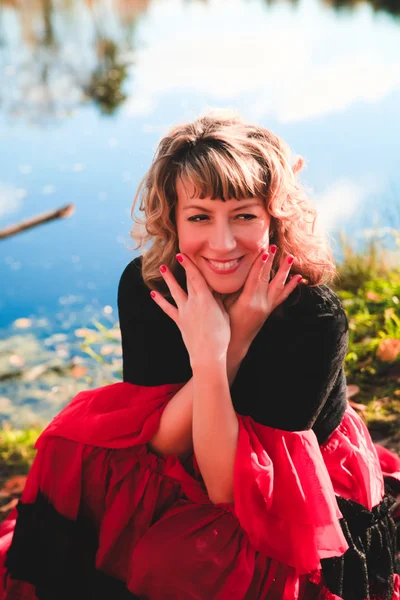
[227,339,248,386]
[148,378,194,458]
[148,344,246,458]
[192,359,239,504]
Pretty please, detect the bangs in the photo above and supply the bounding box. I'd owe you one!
[176,141,269,201]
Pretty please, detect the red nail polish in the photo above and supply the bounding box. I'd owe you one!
[296,275,303,283]
[262,253,269,261]
[160,265,167,273]
[287,256,294,265]
[270,245,277,254]
[150,291,156,298]
[176,254,184,263]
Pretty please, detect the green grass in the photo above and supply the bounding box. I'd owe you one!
[0,426,41,485]
[332,232,400,444]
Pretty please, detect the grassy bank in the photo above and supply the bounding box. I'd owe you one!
[333,234,400,449]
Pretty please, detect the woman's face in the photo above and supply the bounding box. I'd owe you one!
[175,177,271,295]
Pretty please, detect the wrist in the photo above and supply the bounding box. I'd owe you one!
[191,354,227,374]
[226,342,249,387]
[227,338,250,363]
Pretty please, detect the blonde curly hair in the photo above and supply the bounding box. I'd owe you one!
[130,109,336,293]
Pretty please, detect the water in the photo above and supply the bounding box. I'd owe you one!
[1,0,400,334]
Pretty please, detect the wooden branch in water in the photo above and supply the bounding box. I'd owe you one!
[0,204,75,240]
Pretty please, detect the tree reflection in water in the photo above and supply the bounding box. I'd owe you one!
[0,0,150,123]
[84,38,128,115]
[0,0,399,125]
[324,0,400,18]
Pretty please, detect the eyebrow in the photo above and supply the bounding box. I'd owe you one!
[182,202,262,212]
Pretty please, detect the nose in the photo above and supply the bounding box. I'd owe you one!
[207,220,237,253]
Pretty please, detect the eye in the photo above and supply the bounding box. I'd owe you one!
[187,214,209,222]
[236,214,257,220]
[187,213,257,223]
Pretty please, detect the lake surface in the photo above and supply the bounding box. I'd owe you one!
[1,0,400,334]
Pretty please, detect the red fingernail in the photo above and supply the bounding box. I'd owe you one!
[296,275,303,283]
[150,291,156,298]
[287,256,294,264]
[176,254,184,263]
[262,253,269,261]
[160,265,167,273]
[270,245,277,254]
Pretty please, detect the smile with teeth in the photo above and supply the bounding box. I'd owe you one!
[206,257,242,270]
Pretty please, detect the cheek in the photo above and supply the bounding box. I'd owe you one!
[241,225,270,250]
[177,232,199,256]
[176,226,204,264]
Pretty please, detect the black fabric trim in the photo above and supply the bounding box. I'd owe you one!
[5,491,139,600]
[321,495,398,600]
[4,491,398,600]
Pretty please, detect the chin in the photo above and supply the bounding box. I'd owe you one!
[212,286,243,296]
[203,277,245,295]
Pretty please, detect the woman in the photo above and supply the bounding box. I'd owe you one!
[0,110,399,600]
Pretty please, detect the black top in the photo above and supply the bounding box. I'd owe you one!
[117,256,349,444]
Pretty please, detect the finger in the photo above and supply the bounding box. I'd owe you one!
[159,264,187,307]
[241,244,274,298]
[270,254,294,291]
[150,290,179,323]
[176,253,211,296]
[275,273,303,305]
[259,244,277,284]
[175,254,195,297]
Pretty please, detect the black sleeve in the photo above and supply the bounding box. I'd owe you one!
[117,257,192,386]
[230,285,349,434]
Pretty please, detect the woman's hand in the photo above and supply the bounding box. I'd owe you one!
[150,254,231,369]
[223,245,302,354]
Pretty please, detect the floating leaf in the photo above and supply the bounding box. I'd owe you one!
[100,345,114,356]
[376,339,400,362]
[22,365,47,382]
[75,328,92,338]
[346,384,360,399]
[9,354,24,367]
[108,329,121,340]
[348,400,367,413]
[71,365,88,379]
[14,318,32,329]
[365,291,383,302]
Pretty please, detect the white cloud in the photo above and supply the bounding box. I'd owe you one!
[0,183,27,219]
[315,178,381,229]
[123,0,400,123]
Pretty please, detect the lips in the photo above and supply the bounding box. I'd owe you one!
[204,256,244,274]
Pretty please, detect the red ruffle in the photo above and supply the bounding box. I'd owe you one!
[37,382,184,449]
[233,416,348,573]
[320,405,385,510]
[374,443,400,483]
[0,383,398,600]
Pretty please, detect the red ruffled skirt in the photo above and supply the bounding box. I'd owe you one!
[0,382,398,600]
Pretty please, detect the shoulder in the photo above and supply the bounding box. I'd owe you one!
[284,284,347,323]
[267,284,349,342]
[118,255,145,292]
[118,255,161,320]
